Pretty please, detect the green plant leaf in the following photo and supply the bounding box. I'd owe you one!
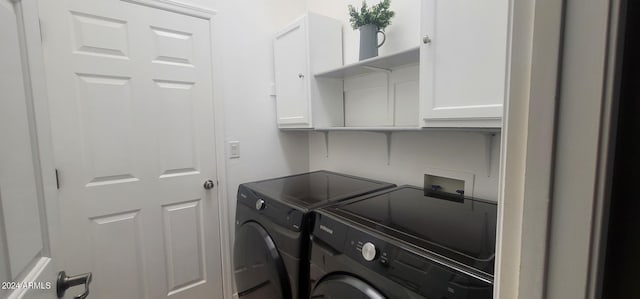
[348,0,394,30]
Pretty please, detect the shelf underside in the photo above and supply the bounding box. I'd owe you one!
[280,126,501,133]
[315,46,420,78]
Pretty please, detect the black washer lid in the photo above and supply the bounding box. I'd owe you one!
[243,171,395,210]
[326,186,497,274]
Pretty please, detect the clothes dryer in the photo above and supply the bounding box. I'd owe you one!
[233,171,395,299]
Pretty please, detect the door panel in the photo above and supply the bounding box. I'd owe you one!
[39,0,222,298]
[154,80,199,178]
[89,211,146,298]
[0,1,57,298]
[420,0,508,123]
[71,11,129,58]
[0,1,43,278]
[76,74,140,185]
[162,200,206,295]
[274,21,310,126]
[150,26,195,66]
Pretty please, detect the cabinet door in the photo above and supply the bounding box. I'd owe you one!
[274,20,311,128]
[420,0,508,127]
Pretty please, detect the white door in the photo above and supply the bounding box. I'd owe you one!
[419,0,508,127]
[274,18,311,128]
[1,1,60,298]
[39,0,224,298]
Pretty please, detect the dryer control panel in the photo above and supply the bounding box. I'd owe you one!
[237,184,304,232]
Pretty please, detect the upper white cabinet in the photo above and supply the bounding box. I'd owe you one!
[419,0,509,128]
[273,13,342,128]
[274,5,510,130]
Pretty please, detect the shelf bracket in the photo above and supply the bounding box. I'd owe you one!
[323,131,329,158]
[370,131,392,165]
[485,133,496,177]
[385,132,392,165]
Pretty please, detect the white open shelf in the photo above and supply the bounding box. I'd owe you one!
[314,46,420,78]
[283,126,500,168]
[281,126,501,133]
[316,126,423,131]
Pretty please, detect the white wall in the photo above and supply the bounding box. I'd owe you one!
[310,131,500,200]
[176,0,311,229]
[179,0,498,231]
[307,0,500,200]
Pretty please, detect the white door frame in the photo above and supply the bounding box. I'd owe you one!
[495,0,621,298]
[493,0,565,296]
[21,0,232,298]
[544,0,622,298]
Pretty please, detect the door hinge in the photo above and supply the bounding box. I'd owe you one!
[38,18,44,43]
[55,168,60,189]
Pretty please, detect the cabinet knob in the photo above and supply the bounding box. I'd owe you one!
[298,73,304,79]
[422,35,432,45]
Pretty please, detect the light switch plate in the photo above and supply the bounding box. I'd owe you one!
[269,83,276,96]
[228,141,240,159]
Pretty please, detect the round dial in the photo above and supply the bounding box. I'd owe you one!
[255,199,265,211]
[361,242,377,261]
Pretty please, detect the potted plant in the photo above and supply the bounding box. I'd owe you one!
[348,0,395,60]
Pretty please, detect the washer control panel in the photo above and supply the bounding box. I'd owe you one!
[345,231,389,265]
[312,212,494,299]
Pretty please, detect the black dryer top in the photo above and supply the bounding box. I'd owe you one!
[242,170,396,211]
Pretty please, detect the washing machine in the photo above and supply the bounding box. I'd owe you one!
[233,171,396,299]
[310,185,497,299]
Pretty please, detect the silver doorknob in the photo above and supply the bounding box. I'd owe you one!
[203,180,215,190]
[422,35,432,44]
[298,73,304,79]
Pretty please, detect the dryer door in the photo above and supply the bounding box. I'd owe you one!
[311,274,386,299]
[234,221,291,299]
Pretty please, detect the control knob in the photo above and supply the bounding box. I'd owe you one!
[362,242,377,261]
[255,199,266,211]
